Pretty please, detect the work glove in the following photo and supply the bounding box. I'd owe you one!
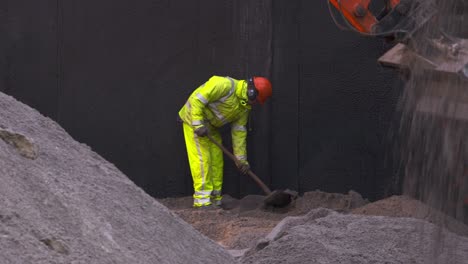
[237,162,250,175]
[194,126,208,137]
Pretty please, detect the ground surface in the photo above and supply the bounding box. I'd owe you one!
[158,190,369,250]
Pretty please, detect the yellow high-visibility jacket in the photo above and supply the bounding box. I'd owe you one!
[178,76,251,162]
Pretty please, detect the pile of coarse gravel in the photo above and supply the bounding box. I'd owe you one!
[0,91,236,264]
[241,208,468,264]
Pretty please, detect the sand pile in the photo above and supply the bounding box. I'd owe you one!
[353,195,468,236]
[0,91,236,264]
[241,208,468,264]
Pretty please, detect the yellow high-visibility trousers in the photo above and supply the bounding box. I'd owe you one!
[183,123,223,207]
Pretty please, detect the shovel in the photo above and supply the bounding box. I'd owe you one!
[206,134,295,208]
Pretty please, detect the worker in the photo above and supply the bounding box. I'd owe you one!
[178,75,272,208]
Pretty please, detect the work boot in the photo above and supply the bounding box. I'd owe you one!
[214,200,222,207]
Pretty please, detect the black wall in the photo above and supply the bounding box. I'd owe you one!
[271,1,402,198]
[0,1,401,200]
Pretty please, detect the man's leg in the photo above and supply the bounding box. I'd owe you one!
[183,123,213,207]
[209,129,224,206]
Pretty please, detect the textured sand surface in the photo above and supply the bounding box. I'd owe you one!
[0,91,236,264]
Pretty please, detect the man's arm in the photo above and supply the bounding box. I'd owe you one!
[231,110,249,164]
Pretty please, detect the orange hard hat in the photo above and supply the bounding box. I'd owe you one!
[252,76,272,104]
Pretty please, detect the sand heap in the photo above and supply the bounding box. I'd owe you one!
[353,195,468,236]
[0,91,236,264]
[242,208,468,264]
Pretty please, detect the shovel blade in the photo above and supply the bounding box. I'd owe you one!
[263,190,297,208]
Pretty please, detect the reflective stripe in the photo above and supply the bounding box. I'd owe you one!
[193,131,206,190]
[232,125,247,131]
[195,190,212,197]
[196,93,208,105]
[194,197,211,205]
[236,155,247,161]
[192,120,203,126]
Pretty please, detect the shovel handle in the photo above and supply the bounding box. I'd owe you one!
[206,134,272,195]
